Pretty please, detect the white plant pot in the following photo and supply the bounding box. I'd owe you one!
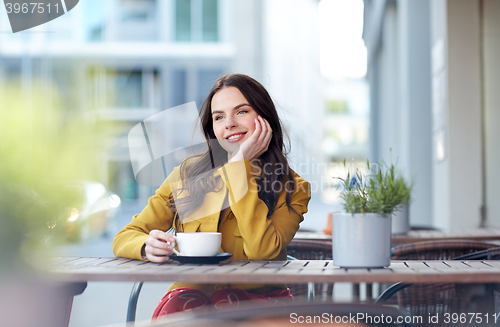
[392,203,410,235]
[333,212,392,268]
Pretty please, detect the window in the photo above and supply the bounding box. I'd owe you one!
[120,0,155,22]
[0,59,22,85]
[197,69,222,106]
[89,25,104,41]
[84,0,108,41]
[117,0,157,41]
[51,64,76,111]
[175,0,218,42]
[171,69,187,107]
[109,161,138,201]
[88,69,149,109]
[107,71,143,108]
[175,0,191,41]
[202,0,218,42]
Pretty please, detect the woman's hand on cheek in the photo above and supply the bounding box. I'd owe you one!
[143,229,175,262]
[228,116,272,163]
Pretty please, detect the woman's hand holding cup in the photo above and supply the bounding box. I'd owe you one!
[142,229,175,263]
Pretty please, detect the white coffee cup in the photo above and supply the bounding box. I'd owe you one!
[173,232,221,256]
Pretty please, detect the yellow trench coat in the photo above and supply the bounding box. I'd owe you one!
[113,160,311,296]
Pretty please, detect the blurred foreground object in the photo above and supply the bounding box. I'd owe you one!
[48,181,121,243]
[0,82,107,260]
[0,82,107,326]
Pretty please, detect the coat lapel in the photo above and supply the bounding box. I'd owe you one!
[177,175,227,232]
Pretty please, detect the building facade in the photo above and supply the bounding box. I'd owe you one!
[363,0,500,229]
[0,0,322,204]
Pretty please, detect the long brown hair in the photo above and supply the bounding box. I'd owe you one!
[168,74,296,219]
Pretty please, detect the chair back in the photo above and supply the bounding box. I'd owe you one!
[453,246,500,260]
[286,239,333,301]
[486,247,500,259]
[392,239,499,260]
[389,240,499,325]
[287,239,333,260]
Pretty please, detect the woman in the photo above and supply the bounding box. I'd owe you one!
[113,73,311,317]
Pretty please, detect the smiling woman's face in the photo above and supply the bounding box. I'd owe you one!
[211,86,259,152]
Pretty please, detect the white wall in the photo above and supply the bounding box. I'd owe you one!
[483,0,500,227]
[431,0,483,230]
[368,1,434,227]
[429,0,450,229]
[397,0,433,227]
[260,0,323,184]
[364,0,497,230]
[376,3,400,163]
[226,0,263,76]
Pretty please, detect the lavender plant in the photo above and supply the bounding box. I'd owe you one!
[336,158,413,215]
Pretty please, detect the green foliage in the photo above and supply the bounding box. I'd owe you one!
[326,100,348,113]
[336,158,413,215]
[0,82,108,269]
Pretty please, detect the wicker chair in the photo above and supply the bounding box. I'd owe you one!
[453,246,500,260]
[455,246,500,315]
[376,240,500,326]
[286,239,334,301]
[390,240,499,260]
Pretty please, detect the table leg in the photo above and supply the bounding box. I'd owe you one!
[56,282,88,327]
[353,283,360,302]
[366,283,373,303]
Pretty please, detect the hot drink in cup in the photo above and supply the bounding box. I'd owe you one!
[174,232,221,256]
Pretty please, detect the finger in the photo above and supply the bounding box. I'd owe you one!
[254,120,272,158]
[263,119,272,146]
[264,118,272,134]
[150,229,171,242]
[248,117,262,144]
[250,117,262,141]
[147,253,170,263]
[145,244,166,255]
[146,237,172,251]
[146,244,172,256]
[257,116,269,144]
[256,118,270,150]
[164,234,176,243]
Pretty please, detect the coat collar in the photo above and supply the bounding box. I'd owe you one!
[168,172,226,227]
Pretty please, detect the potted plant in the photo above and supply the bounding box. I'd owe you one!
[333,159,411,268]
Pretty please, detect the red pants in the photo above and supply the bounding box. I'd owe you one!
[152,287,293,319]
